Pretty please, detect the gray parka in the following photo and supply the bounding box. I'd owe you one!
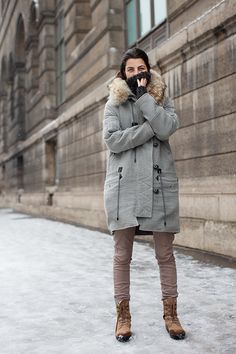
[103,70,180,234]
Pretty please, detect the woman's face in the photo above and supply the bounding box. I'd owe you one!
[125,58,148,79]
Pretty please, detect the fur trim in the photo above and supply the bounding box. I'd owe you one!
[108,69,166,106]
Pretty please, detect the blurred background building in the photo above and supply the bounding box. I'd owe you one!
[0,0,235,258]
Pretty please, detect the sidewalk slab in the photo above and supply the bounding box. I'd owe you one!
[0,208,235,354]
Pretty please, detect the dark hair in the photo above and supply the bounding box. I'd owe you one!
[117,48,151,80]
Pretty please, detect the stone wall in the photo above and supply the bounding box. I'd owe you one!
[149,0,236,258]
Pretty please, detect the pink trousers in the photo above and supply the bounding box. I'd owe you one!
[113,227,178,303]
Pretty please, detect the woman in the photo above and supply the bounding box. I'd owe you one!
[103,48,185,342]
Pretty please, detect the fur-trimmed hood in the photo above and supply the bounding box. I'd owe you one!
[108,69,166,106]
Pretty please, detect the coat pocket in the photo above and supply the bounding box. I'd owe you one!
[158,176,179,227]
[104,167,123,221]
[161,176,178,192]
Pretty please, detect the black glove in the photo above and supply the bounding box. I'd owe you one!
[136,86,147,99]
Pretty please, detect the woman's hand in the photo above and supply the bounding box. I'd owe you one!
[137,77,147,87]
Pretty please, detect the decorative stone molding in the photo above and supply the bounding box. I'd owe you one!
[149,0,236,72]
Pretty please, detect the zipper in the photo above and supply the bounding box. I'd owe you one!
[117,166,123,220]
[158,167,167,227]
[131,103,138,163]
[132,122,138,163]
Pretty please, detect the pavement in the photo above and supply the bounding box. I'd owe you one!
[0,208,236,354]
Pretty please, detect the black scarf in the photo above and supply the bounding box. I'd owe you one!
[126,71,151,95]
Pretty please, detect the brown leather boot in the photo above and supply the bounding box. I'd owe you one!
[115,299,132,342]
[163,297,185,340]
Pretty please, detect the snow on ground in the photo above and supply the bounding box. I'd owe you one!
[0,208,235,354]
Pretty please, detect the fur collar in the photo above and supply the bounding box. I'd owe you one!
[108,69,166,106]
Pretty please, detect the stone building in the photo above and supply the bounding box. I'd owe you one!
[0,0,235,258]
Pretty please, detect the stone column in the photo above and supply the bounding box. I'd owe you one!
[37,9,56,123]
[24,35,40,135]
[64,0,92,65]
[89,0,125,73]
[25,35,40,99]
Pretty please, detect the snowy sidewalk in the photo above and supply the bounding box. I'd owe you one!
[0,208,235,354]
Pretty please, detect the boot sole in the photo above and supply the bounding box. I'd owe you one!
[116,334,132,342]
[169,332,185,340]
[166,326,185,340]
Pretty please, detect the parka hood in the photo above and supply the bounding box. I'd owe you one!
[108,69,166,106]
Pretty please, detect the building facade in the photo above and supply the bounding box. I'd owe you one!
[0,0,235,258]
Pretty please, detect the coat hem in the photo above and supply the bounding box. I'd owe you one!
[110,222,139,235]
[110,222,180,235]
[138,227,180,234]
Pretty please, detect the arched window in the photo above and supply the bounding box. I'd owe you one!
[0,56,8,152]
[1,0,6,12]
[1,56,7,91]
[27,1,40,96]
[8,53,14,121]
[14,14,26,141]
[0,57,7,93]
[55,10,65,106]
[15,15,26,63]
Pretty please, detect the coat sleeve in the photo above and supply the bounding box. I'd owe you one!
[135,94,179,141]
[103,101,155,153]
